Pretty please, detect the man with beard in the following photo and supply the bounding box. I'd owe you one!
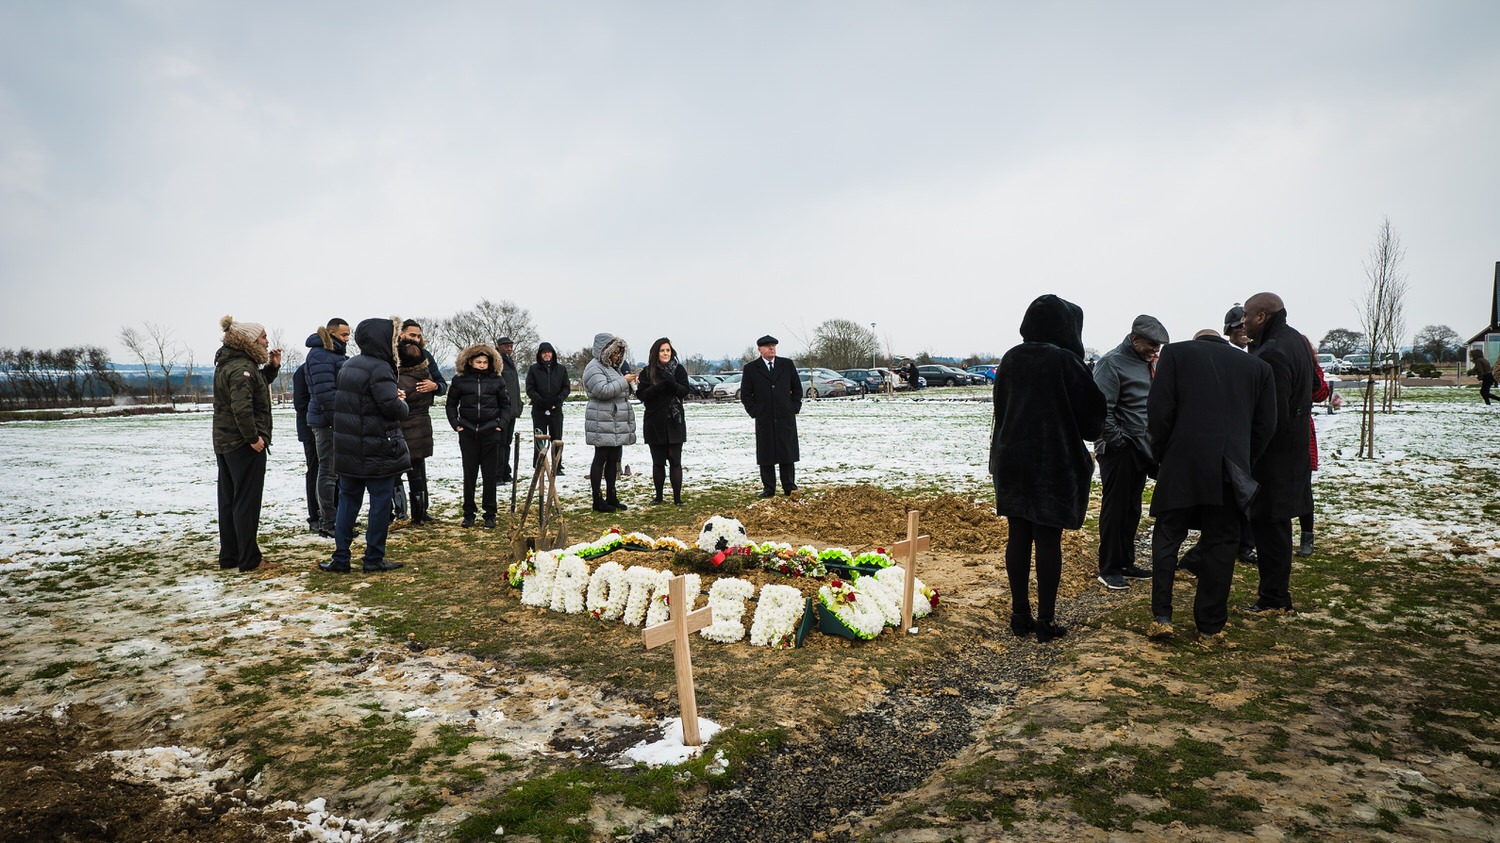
[494,337,524,485]
[1241,292,1315,614]
[396,320,446,525]
[213,316,281,572]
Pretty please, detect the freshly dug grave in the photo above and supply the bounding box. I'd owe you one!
[733,484,1011,553]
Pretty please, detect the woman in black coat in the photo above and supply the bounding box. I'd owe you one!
[990,295,1106,642]
[446,344,509,529]
[637,337,691,505]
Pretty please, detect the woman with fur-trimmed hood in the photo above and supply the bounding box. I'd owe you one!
[582,332,637,512]
[446,343,509,529]
[213,315,281,573]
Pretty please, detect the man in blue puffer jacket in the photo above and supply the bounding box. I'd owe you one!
[304,318,350,538]
[319,317,410,574]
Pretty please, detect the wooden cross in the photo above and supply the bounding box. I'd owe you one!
[640,575,715,746]
[889,510,930,633]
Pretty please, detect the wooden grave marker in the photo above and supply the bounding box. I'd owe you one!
[890,510,931,633]
[640,575,715,746]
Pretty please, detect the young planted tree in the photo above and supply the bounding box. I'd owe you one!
[1356,217,1409,458]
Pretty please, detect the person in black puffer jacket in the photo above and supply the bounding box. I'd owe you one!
[320,317,410,575]
[446,343,509,529]
[525,341,571,475]
[637,337,691,506]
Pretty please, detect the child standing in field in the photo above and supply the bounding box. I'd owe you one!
[447,344,509,529]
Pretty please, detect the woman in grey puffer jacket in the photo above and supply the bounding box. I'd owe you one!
[583,332,638,512]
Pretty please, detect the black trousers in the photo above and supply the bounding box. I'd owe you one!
[458,430,502,518]
[1482,374,1495,405]
[1251,517,1295,609]
[301,438,320,526]
[1005,516,1062,623]
[1097,449,1147,576]
[216,444,267,569]
[759,463,797,494]
[532,411,564,467]
[407,458,427,507]
[498,418,517,481]
[650,442,684,501]
[1152,503,1241,635]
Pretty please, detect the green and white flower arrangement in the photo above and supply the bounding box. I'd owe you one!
[748,583,804,649]
[819,578,885,640]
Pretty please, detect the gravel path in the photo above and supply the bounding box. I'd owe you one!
[634,587,1128,843]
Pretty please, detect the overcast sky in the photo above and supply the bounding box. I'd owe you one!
[3,1,1497,366]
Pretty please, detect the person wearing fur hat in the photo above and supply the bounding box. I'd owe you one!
[396,320,447,525]
[525,341,571,475]
[447,343,509,529]
[583,333,637,512]
[303,318,351,538]
[319,317,410,574]
[213,315,282,572]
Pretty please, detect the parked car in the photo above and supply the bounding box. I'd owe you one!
[965,364,998,382]
[686,375,716,398]
[711,372,743,399]
[1342,353,1371,374]
[917,365,972,387]
[840,368,886,393]
[797,368,849,398]
[1315,353,1344,375]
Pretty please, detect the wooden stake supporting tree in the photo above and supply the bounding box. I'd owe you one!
[890,510,930,633]
[510,433,567,560]
[640,575,714,746]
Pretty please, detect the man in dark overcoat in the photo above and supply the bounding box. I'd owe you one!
[495,336,524,484]
[740,335,802,497]
[1242,292,1315,613]
[1146,329,1276,642]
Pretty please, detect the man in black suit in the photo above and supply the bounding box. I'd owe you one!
[740,335,802,497]
[1146,329,1277,643]
[1242,292,1316,614]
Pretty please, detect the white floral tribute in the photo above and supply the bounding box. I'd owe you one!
[874,566,936,619]
[621,566,662,627]
[521,552,560,607]
[854,574,902,627]
[585,561,626,620]
[697,515,750,552]
[645,572,700,627]
[748,584,805,649]
[818,578,885,640]
[699,578,755,644]
[548,554,589,614]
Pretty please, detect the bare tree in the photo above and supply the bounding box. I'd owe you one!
[806,319,880,370]
[144,322,179,407]
[1414,324,1461,364]
[270,328,300,400]
[684,353,711,375]
[1356,216,1409,458]
[433,299,539,364]
[119,326,153,401]
[564,345,595,377]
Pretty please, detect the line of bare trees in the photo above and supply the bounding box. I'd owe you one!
[0,347,125,409]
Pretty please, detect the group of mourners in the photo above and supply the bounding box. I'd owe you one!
[991,291,1326,645]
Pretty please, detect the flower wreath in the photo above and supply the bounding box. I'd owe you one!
[748,584,805,649]
[818,578,885,640]
[874,566,939,617]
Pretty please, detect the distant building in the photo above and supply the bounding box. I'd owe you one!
[1466,262,1500,363]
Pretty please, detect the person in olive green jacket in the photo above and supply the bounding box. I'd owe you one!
[213,315,282,572]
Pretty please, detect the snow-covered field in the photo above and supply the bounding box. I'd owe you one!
[0,395,995,570]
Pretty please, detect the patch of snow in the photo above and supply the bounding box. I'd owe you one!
[622,717,723,766]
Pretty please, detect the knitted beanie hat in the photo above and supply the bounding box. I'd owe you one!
[220,315,264,343]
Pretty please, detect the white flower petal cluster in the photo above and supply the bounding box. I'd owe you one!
[748,584,804,648]
[699,578,755,643]
[697,515,750,552]
[854,575,902,627]
[621,566,661,627]
[586,561,625,620]
[874,566,933,619]
[549,554,589,614]
[644,572,701,627]
[521,552,560,607]
[818,584,885,640]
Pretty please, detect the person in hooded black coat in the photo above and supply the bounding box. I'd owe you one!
[1146,329,1277,641]
[740,335,802,496]
[1243,293,1315,613]
[322,317,410,574]
[525,341,571,474]
[638,337,692,505]
[990,295,1106,642]
[447,344,509,528]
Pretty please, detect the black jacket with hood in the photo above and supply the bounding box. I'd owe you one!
[525,342,571,415]
[447,344,509,434]
[990,295,1107,530]
[332,317,411,479]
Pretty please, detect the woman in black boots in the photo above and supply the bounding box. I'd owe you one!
[583,332,637,512]
[637,337,691,505]
[446,344,508,529]
[990,295,1106,643]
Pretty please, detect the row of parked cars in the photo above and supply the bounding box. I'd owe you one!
[1316,353,1400,375]
[690,363,999,400]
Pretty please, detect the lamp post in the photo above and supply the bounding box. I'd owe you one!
[871,323,877,370]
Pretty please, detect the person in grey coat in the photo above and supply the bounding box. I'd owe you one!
[583,332,637,512]
[1094,314,1169,590]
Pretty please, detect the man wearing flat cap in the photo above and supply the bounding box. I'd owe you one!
[1224,304,1250,349]
[740,334,802,497]
[1093,314,1169,590]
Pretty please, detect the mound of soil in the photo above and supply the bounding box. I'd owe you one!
[733,484,1010,553]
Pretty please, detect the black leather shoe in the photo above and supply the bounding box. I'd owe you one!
[1009,613,1035,638]
[363,560,403,572]
[1036,621,1069,643]
[483,517,496,529]
[238,558,263,573]
[1239,603,1292,615]
[318,561,351,573]
[592,500,614,513]
[608,499,628,511]
[219,560,239,570]
[461,517,475,528]
[318,529,361,539]
[1237,548,1258,565]
[758,490,776,498]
